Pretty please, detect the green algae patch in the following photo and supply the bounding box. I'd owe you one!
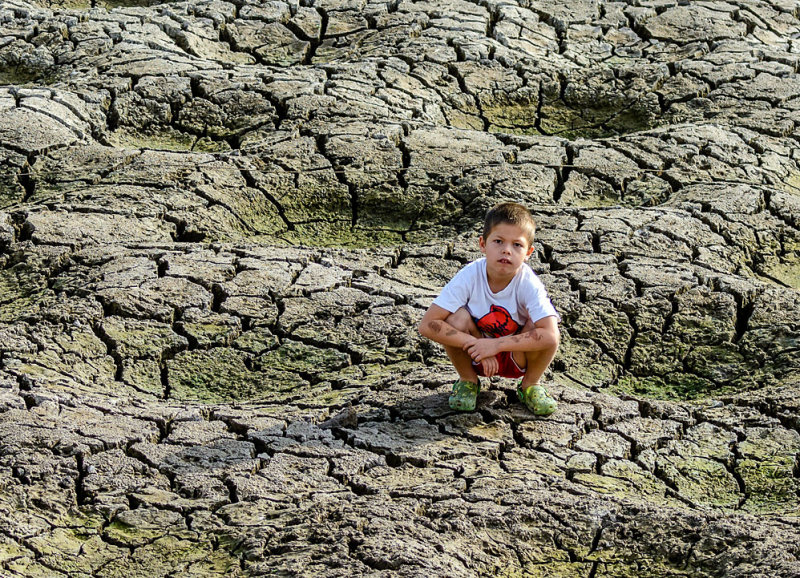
[0,264,52,323]
[684,344,754,389]
[556,335,618,387]
[762,260,800,290]
[737,427,800,516]
[121,358,163,396]
[107,128,231,153]
[97,0,160,8]
[256,339,350,374]
[25,527,127,575]
[0,534,30,564]
[0,176,25,208]
[572,463,680,509]
[738,457,800,515]
[233,327,280,355]
[779,172,800,196]
[611,373,733,402]
[655,454,741,509]
[539,101,659,140]
[249,218,459,249]
[105,508,188,548]
[179,318,241,348]
[101,316,188,360]
[331,361,419,389]
[288,383,362,408]
[495,562,593,577]
[167,343,353,403]
[267,221,407,249]
[95,534,243,577]
[483,100,539,136]
[0,67,58,87]
[167,347,273,403]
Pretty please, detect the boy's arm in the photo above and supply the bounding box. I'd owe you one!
[463,315,559,362]
[417,304,478,348]
[503,315,560,352]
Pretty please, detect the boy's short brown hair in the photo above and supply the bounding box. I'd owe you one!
[482,202,536,246]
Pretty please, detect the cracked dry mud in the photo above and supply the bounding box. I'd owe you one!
[0,0,800,575]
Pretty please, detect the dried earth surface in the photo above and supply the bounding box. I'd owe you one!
[1,0,800,575]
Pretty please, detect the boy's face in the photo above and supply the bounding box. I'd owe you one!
[479,222,535,279]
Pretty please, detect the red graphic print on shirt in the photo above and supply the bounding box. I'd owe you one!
[475,305,520,338]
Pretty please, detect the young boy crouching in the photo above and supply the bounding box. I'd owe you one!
[418,202,560,415]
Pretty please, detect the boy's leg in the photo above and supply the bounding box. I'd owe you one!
[512,318,559,388]
[443,308,482,383]
[512,318,559,415]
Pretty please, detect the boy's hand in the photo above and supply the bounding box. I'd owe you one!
[463,338,500,364]
[480,355,499,377]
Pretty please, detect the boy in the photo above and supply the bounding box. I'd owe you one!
[418,202,560,415]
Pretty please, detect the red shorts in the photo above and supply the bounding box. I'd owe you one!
[472,351,525,379]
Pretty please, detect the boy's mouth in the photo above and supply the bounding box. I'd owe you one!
[498,258,511,264]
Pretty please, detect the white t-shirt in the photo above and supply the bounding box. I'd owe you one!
[433,258,559,338]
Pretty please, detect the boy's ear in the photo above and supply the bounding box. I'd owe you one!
[478,236,486,252]
[526,243,535,258]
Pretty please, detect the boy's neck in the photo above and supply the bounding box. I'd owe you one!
[485,266,516,293]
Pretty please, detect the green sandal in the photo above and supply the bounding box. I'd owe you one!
[449,379,480,412]
[517,383,557,416]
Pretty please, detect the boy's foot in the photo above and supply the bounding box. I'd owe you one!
[449,379,480,411]
[517,383,557,416]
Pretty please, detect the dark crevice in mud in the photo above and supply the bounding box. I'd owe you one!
[224,477,239,504]
[617,262,644,298]
[658,165,685,194]
[550,532,579,564]
[153,417,171,443]
[163,214,208,243]
[303,8,328,65]
[160,362,171,400]
[239,167,295,231]
[763,187,800,232]
[263,94,290,132]
[591,232,602,254]
[342,176,360,228]
[661,296,679,335]
[75,452,89,506]
[92,322,124,382]
[6,211,26,245]
[734,299,755,344]
[731,9,758,38]
[730,445,749,509]
[187,180,258,235]
[18,156,37,204]
[531,79,547,134]
[591,335,623,367]
[553,145,574,203]
[587,522,606,558]
[210,284,226,313]
[397,137,411,193]
[651,460,697,509]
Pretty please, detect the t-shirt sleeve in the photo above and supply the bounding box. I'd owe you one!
[521,272,560,324]
[432,263,474,313]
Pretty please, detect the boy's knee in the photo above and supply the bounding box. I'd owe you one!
[544,328,561,353]
[445,307,472,331]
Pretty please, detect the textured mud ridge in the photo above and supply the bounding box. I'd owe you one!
[1,0,800,575]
